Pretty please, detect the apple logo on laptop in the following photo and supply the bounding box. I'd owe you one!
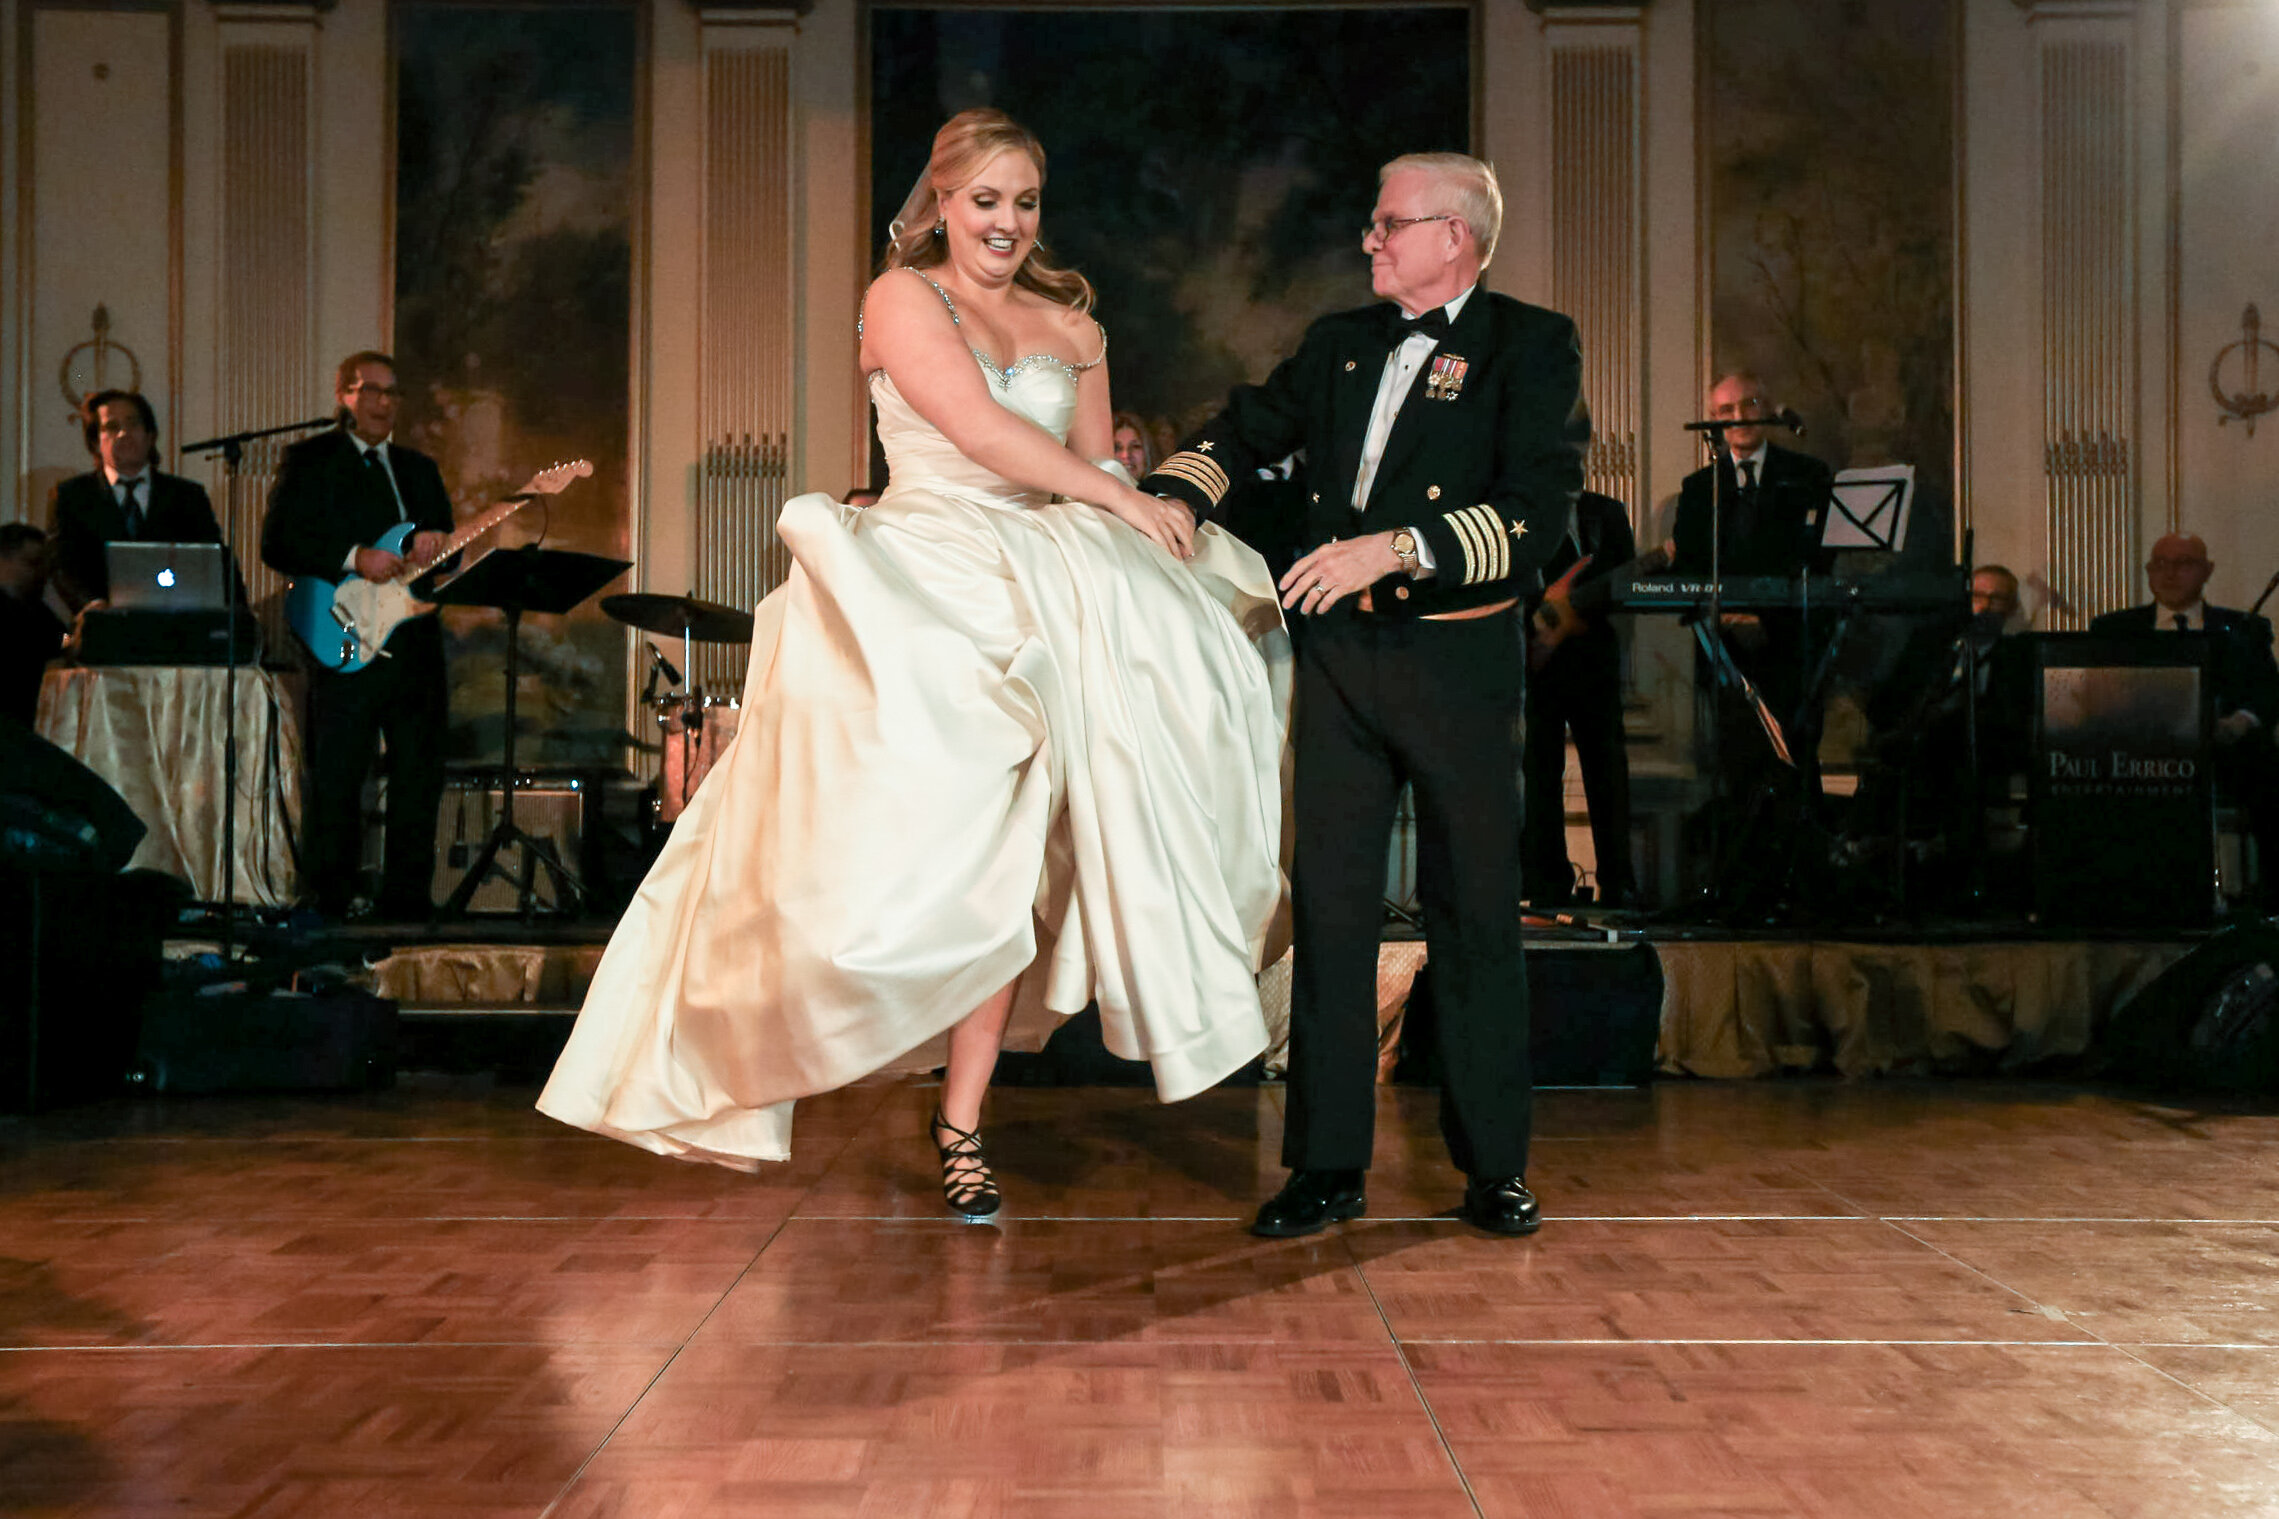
[157,568,176,588]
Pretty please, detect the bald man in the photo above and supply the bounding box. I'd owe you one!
[2090,533,2279,904]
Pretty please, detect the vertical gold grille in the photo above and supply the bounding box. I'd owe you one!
[2040,35,2133,628]
[694,40,794,696]
[217,39,313,650]
[1550,36,1643,528]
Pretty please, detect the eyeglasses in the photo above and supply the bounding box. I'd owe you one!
[1365,213,1453,243]
[2148,557,2206,571]
[349,384,403,399]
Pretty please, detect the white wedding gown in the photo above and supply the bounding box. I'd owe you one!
[537,332,1292,1169]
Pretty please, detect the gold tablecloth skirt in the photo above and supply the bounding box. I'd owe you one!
[35,665,304,905]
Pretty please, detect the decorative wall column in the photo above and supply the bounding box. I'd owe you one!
[2025,1,2142,625]
[687,7,798,695]
[1542,5,1646,513]
[208,2,318,628]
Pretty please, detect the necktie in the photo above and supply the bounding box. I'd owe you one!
[1392,306,1450,342]
[2174,613,2190,632]
[364,447,405,521]
[119,479,142,537]
[1739,459,1759,498]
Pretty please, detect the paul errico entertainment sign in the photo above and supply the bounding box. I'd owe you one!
[2031,634,2215,928]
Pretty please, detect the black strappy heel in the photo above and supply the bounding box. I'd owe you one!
[931,1108,1002,1221]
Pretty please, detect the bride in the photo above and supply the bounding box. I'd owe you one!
[538,109,1291,1218]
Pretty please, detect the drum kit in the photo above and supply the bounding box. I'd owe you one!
[600,591,756,823]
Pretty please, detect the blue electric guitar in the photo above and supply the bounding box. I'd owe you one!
[286,458,592,672]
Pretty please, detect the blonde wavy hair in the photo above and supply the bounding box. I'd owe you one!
[880,108,1096,314]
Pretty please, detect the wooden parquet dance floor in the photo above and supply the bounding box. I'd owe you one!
[5,1076,2279,1516]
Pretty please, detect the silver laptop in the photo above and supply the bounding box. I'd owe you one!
[106,541,230,612]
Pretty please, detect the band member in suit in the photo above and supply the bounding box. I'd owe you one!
[2090,533,2279,903]
[1670,372,1836,807]
[260,351,455,921]
[1144,152,1586,1239]
[49,390,229,612]
[1522,489,1638,907]
[0,525,66,725]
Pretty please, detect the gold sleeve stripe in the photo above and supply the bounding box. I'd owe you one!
[1156,452,1230,502]
[1448,504,1505,585]
[1445,507,1490,585]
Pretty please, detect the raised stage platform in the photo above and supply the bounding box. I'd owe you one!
[347,921,2201,1086]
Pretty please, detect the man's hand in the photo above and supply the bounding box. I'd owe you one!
[354,546,407,582]
[406,531,448,568]
[1719,610,1768,652]
[2218,709,2261,744]
[1281,533,1404,614]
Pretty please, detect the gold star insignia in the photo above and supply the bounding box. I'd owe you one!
[1197,441,1214,452]
[1509,521,1527,538]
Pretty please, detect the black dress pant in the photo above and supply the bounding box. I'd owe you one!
[1521,632,1633,904]
[1284,610,1532,1179]
[302,618,447,915]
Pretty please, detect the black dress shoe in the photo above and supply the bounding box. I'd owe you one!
[1461,1175,1542,1236]
[1251,1168,1366,1238]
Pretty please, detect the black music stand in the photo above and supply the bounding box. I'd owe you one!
[431,546,630,921]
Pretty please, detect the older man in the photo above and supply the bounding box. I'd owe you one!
[261,351,456,921]
[2091,533,2279,902]
[1144,153,1587,1238]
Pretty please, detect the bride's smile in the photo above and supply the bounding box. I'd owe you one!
[940,149,1040,285]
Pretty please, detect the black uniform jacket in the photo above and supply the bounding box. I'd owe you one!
[260,428,456,583]
[1141,291,1588,617]
[2088,602,2279,726]
[50,469,226,608]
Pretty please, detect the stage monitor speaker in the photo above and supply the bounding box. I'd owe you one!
[1396,940,1662,1088]
[0,723,146,872]
[2098,921,2279,1095]
[0,867,179,1112]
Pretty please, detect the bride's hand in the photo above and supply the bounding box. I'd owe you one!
[1105,488,1197,561]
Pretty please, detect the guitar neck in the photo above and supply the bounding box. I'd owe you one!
[413,497,526,572]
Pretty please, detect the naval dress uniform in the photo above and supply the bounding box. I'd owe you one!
[1143,287,1587,1183]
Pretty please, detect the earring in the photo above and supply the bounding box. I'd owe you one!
[932,220,945,237]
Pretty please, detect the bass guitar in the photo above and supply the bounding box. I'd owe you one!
[1527,542,1672,670]
[287,458,592,672]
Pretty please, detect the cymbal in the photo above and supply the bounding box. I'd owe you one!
[600,592,754,644]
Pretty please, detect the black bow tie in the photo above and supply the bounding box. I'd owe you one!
[1391,306,1450,342]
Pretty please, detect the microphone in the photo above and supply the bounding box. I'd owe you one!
[647,640,682,687]
[1771,407,1807,437]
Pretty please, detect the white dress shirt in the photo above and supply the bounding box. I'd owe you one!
[1355,283,1477,575]
[2157,601,2207,631]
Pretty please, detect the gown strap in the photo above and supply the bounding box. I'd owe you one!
[913,270,961,325]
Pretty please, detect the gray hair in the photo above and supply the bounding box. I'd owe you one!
[1381,152,1503,267]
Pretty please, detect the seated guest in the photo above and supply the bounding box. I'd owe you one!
[1110,411,1158,480]
[2090,533,2279,901]
[48,390,227,612]
[0,525,66,725]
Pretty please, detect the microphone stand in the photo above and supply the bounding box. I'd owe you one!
[1678,408,1808,921]
[179,415,336,961]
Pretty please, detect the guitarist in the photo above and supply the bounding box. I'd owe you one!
[261,351,456,922]
[1521,489,1638,907]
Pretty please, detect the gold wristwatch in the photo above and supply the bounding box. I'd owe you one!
[1390,528,1421,578]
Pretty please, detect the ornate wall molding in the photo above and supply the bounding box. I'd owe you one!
[691,20,794,694]
[213,5,315,635]
[2038,18,2136,626]
[1545,9,1644,515]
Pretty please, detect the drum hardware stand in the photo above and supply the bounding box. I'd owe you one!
[431,545,630,922]
[600,591,756,826]
[180,414,333,958]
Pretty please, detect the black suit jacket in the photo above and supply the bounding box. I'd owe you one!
[49,468,226,608]
[1142,291,1588,616]
[1532,489,1636,675]
[1670,443,1836,579]
[260,428,455,583]
[2088,603,2279,725]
